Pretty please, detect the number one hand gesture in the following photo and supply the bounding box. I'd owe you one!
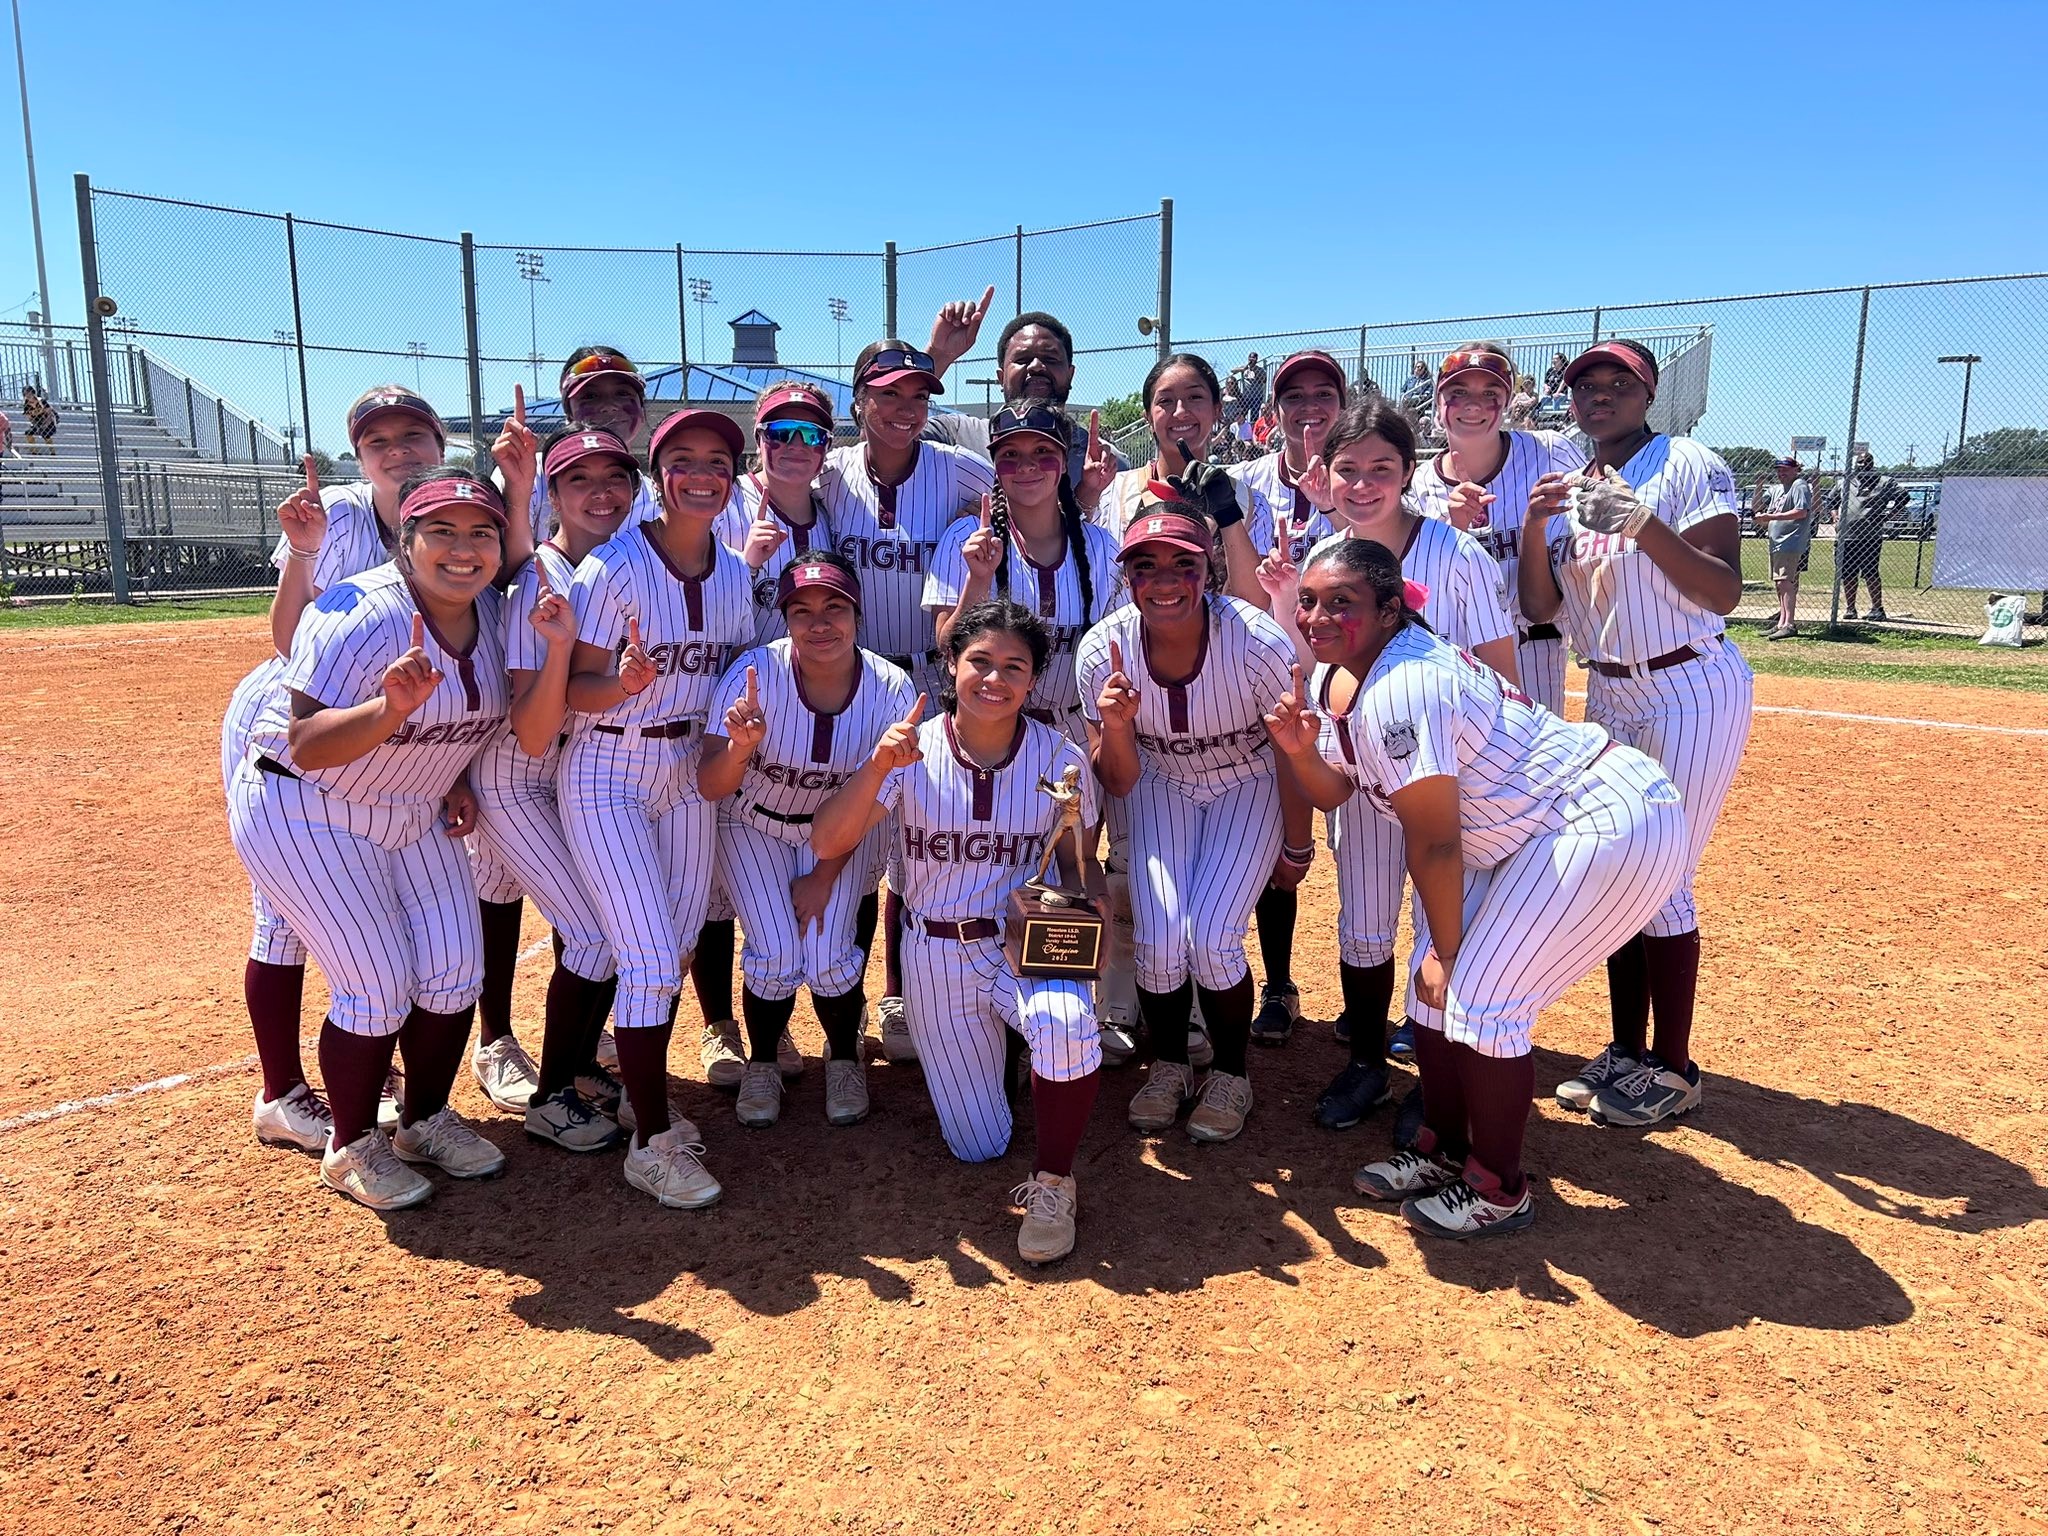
[962,494,1004,579]
[872,693,928,770]
[383,612,444,719]
[527,566,576,649]
[1096,638,1140,728]
[617,616,658,696]
[723,664,768,752]
[1262,661,1321,757]
[492,384,537,497]
[278,455,327,556]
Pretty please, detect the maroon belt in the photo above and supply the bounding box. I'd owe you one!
[593,720,694,738]
[914,915,999,942]
[1588,645,1700,679]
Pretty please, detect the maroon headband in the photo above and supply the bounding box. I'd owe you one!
[542,428,638,482]
[398,477,507,527]
[775,559,862,611]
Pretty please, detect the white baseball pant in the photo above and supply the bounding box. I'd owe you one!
[1520,635,1569,719]
[472,771,616,982]
[1125,773,1284,993]
[222,663,307,967]
[714,813,867,1002]
[1331,794,1403,969]
[902,927,1100,1163]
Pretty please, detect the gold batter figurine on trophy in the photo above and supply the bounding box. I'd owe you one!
[1005,764,1105,977]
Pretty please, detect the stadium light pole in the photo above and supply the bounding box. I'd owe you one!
[828,296,849,374]
[11,0,54,377]
[688,277,716,366]
[274,329,297,457]
[516,251,549,397]
[1937,354,1980,472]
[405,339,426,394]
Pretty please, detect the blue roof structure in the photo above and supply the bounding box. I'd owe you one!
[728,308,779,330]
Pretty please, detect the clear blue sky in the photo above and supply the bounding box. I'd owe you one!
[4,0,2044,463]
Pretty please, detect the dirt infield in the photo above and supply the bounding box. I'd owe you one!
[2,617,2044,1536]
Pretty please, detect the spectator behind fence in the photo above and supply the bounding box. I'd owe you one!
[1544,351,1569,393]
[0,408,14,460]
[1839,449,1898,621]
[1234,352,1267,418]
[1760,456,1814,639]
[1508,375,1538,428]
[1399,360,1434,410]
[22,386,59,456]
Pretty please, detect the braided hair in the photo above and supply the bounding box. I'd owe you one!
[989,401,1097,624]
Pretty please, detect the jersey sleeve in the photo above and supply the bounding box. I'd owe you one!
[1084,523,1129,619]
[1447,537,1516,650]
[502,563,545,672]
[713,497,751,558]
[1355,657,1460,797]
[270,530,294,574]
[1074,623,1111,727]
[573,552,630,651]
[1674,444,1742,534]
[923,518,972,612]
[311,492,368,591]
[1543,432,1589,477]
[1241,607,1297,714]
[283,587,391,710]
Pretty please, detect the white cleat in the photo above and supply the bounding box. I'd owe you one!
[320,1129,432,1211]
[252,1083,332,1153]
[623,1126,722,1209]
[391,1106,508,1179]
[877,996,918,1063]
[470,1034,542,1113]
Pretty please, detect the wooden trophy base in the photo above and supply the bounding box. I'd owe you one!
[1004,882,1107,979]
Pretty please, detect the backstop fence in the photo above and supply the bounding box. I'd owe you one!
[11,172,2043,642]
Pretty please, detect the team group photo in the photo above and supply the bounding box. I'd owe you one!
[5,2,2044,1532]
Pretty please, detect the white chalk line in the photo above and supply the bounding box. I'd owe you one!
[1565,690,2048,738]
[0,936,555,1138]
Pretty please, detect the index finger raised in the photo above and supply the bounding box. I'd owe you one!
[744,664,759,702]
[513,383,526,427]
[1108,638,1124,675]
[974,283,995,319]
[904,692,928,725]
[627,615,642,649]
[1088,408,1101,446]
[410,612,427,651]
[302,455,319,497]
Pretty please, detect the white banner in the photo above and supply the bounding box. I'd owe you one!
[1930,478,2048,590]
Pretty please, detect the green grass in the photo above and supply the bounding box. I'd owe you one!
[1735,535,1996,631]
[0,594,269,629]
[1724,617,2048,694]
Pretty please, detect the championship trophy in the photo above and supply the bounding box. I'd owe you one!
[1004,765,1107,979]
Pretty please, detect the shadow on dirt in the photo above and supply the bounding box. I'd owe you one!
[381,1037,2045,1353]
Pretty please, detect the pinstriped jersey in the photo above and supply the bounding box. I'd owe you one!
[571,523,754,734]
[472,541,581,790]
[252,563,509,826]
[1075,595,1293,804]
[1229,452,1338,564]
[819,442,994,660]
[712,475,839,645]
[1331,625,1607,867]
[1308,516,1515,655]
[879,715,1098,923]
[708,642,914,835]
[1410,430,1586,629]
[1539,435,1740,665]
[528,470,659,546]
[923,516,1127,720]
[269,481,395,595]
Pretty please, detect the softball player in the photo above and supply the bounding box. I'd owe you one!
[1519,339,1754,1128]
[559,408,754,1210]
[1269,538,1686,1239]
[1227,352,1344,1049]
[818,340,995,1064]
[527,347,661,543]
[228,469,516,1211]
[469,427,656,1154]
[1408,343,1587,716]
[698,554,914,1130]
[811,600,1104,1266]
[1077,494,1297,1144]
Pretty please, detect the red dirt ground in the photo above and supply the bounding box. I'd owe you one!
[1,617,2044,1535]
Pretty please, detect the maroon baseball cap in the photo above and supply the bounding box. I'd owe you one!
[542,427,639,483]
[1117,496,1212,561]
[398,475,507,528]
[775,557,862,611]
[854,345,945,395]
[347,386,445,450]
[649,408,746,468]
[1561,342,1659,392]
[755,382,834,429]
[1272,350,1348,403]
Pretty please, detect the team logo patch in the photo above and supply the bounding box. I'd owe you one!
[804,565,825,580]
[1147,517,1165,535]
[582,434,601,449]
[452,482,476,499]
[1708,468,1734,494]
[1382,720,1418,761]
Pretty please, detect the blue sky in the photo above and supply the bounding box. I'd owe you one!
[4,0,2043,463]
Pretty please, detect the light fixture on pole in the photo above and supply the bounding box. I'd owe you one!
[405,340,426,394]
[274,328,297,457]
[828,296,849,374]
[515,251,549,397]
[688,277,716,364]
[1936,354,1981,472]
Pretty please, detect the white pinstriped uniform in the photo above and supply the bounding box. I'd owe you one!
[1307,518,1516,969]
[1076,596,1293,992]
[227,566,508,1036]
[713,475,839,646]
[708,642,913,1002]
[876,715,1100,1163]
[1410,429,1587,715]
[222,657,304,966]
[820,442,994,688]
[1321,624,1687,1056]
[528,471,658,547]
[923,515,1126,747]
[1538,434,1755,936]
[1229,452,1338,565]
[467,542,616,982]
[559,525,754,1032]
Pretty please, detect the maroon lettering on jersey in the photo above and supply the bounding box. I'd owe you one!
[1568,529,1632,562]
[1135,722,1271,757]
[836,534,930,576]
[644,640,730,677]
[758,762,852,792]
[384,715,502,748]
[900,827,1044,867]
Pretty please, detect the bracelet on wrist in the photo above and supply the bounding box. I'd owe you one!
[285,545,317,563]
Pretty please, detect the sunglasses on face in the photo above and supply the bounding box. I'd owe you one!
[760,421,829,450]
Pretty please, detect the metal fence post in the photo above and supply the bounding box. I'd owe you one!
[285,212,313,457]
[1156,198,1173,360]
[460,233,485,455]
[136,342,151,416]
[1590,306,1602,345]
[884,241,898,340]
[73,173,130,602]
[674,244,690,380]
[217,396,228,463]
[1357,323,1369,388]
[1829,286,1872,629]
[1014,225,1024,317]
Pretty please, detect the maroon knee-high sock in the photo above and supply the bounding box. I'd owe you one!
[537,964,598,1099]
[854,892,879,973]
[814,986,866,1062]
[1644,930,1702,1070]
[1195,975,1255,1077]
[882,890,905,997]
[581,976,618,1070]
[742,987,797,1064]
[320,1023,400,1149]
[1409,1024,1470,1164]
[477,899,525,1044]
[1342,960,1395,1066]
[244,959,308,1101]
[1031,1070,1100,1177]
[614,1022,675,1143]
[1254,884,1297,989]
[1457,1045,1537,1197]
[1606,934,1650,1057]
[397,1005,475,1124]
[691,919,736,1024]
[1140,981,1194,1064]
